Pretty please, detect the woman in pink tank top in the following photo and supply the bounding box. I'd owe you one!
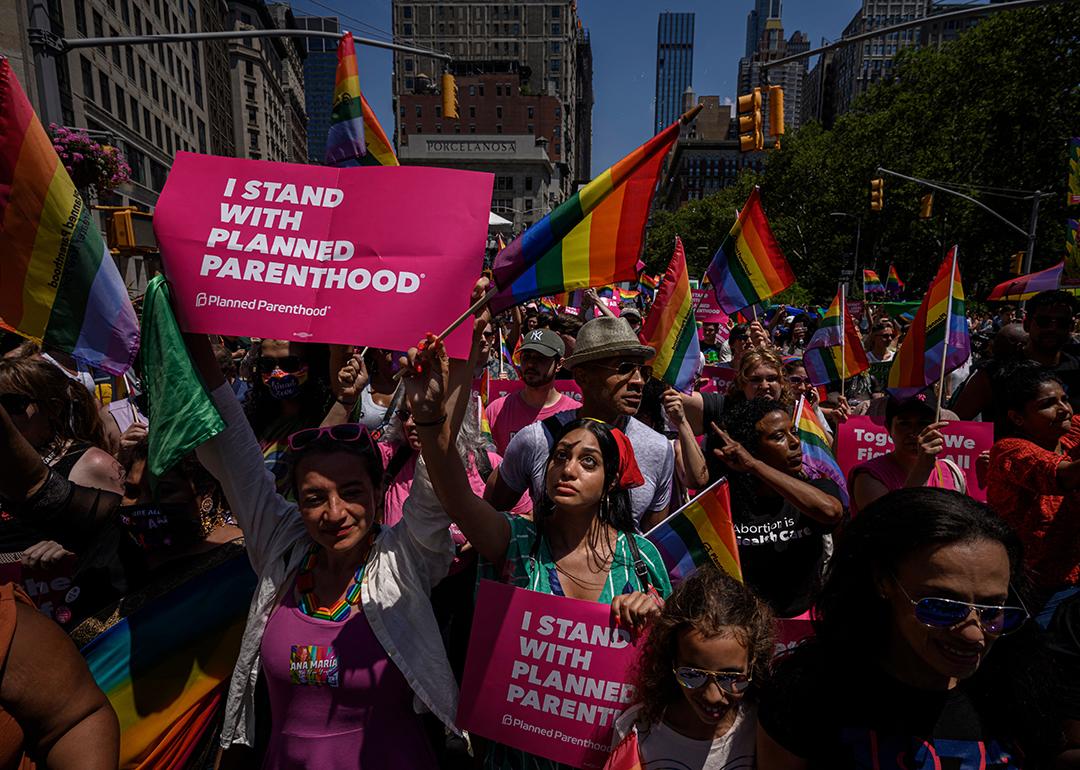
[850,395,965,515]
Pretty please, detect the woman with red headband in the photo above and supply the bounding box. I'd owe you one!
[403,336,673,770]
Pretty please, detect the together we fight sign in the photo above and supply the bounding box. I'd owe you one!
[154,153,492,357]
[457,581,642,769]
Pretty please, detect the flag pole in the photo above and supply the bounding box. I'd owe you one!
[935,247,958,421]
[643,476,728,537]
[498,326,505,378]
[840,282,847,402]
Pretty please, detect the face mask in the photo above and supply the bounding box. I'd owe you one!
[262,366,309,400]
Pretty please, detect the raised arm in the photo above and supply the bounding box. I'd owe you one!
[665,388,709,489]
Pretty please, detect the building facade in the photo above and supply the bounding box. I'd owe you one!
[744,0,782,57]
[295,13,337,163]
[737,12,808,133]
[399,133,557,233]
[390,0,592,193]
[266,3,307,163]
[654,11,693,134]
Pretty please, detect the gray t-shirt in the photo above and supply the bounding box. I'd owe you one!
[498,409,674,528]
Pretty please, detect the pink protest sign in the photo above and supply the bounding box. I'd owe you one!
[835,415,993,502]
[698,364,737,394]
[154,153,492,357]
[457,580,642,769]
[691,288,729,324]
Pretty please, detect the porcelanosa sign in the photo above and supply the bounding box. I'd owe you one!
[154,152,492,357]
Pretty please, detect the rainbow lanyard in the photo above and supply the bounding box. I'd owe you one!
[295,541,370,622]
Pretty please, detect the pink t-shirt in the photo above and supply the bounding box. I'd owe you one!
[378,444,531,527]
[485,391,580,454]
[849,452,963,515]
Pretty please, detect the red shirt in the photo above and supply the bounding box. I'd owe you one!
[987,415,1080,589]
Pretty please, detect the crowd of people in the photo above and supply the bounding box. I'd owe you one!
[0,278,1078,769]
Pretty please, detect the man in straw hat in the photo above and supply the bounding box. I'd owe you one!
[486,316,675,531]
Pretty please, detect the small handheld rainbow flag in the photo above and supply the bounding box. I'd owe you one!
[325,33,398,167]
[489,110,694,313]
[706,187,794,313]
[645,478,742,584]
[0,58,139,374]
[802,287,869,387]
[478,367,492,440]
[1068,137,1079,206]
[888,246,969,396]
[885,264,905,296]
[1066,220,1079,280]
[794,396,849,508]
[987,261,1063,301]
[863,269,885,295]
[640,272,660,291]
[639,237,701,392]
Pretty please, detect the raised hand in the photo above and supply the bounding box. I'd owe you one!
[662,387,686,426]
[710,422,757,473]
[400,334,450,426]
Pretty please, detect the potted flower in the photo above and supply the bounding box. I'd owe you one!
[49,124,131,199]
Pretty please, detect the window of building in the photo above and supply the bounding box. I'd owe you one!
[165,128,173,156]
[245,83,255,100]
[171,91,178,117]
[74,0,86,33]
[525,176,533,191]
[550,59,560,72]
[415,104,422,117]
[404,59,413,72]
[527,124,533,134]
[126,48,134,79]
[402,5,412,17]
[150,70,158,100]
[469,124,476,133]
[468,85,475,96]
[154,117,162,145]
[80,57,94,100]
[495,84,502,97]
[133,5,141,32]
[455,124,461,134]
[415,125,422,133]
[142,106,150,136]
[248,130,258,149]
[404,77,414,89]
[527,106,534,119]
[478,85,484,96]
[125,143,144,183]
[551,22,560,34]
[438,22,444,33]
[496,124,502,134]
[435,124,442,133]
[550,40,560,53]
[92,10,103,37]
[198,119,206,153]
[496,105,502,118]
[551,5,560,17]
[245,60,253,76]
[130,96,139,131]
[495,175,513,191]
[115,85,126,121]
[435,104,442,118]
[120,0,129,25]
[403,23,412,34]
[99,71,111,109]
[247,107,256,125]
[138,57,146,88]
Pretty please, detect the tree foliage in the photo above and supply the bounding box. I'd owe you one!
[645,4,1080,302]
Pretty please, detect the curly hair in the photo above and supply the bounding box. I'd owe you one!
[721,397,798,515]
[632,565,774,728]
[727,348,792,408]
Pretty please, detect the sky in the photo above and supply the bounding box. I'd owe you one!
[287,0,862,176]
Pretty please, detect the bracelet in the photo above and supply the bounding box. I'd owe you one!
[413,413,447,428]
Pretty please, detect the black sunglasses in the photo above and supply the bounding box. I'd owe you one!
[893,578,1028,636]
[593,361,653,380]
[287,423,375,454]
[0,393,34,415]
[258,355,306,374]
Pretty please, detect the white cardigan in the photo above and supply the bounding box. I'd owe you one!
[197,385,459,748]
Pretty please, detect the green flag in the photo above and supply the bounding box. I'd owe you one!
[141,275,225,477]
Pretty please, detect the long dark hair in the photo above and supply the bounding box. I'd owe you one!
[633,565,774,727]
[534,418,635,534]
[813,488,1061,760]
[990,360,1066,441]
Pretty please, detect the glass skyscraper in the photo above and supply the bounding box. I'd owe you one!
[295,15,339,163]
[654,12,694,134]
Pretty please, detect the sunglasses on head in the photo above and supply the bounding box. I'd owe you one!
[672,666,752,695]
[287,423,375,454]
[594,361,653,380]
[892,578,1028,636]
[0,393,34,415]
[258,355,306,374]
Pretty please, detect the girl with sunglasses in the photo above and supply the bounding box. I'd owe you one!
[758,487,1065,768]
[402,336,673,770]
[605,565,773,769]
[182,329,479,769]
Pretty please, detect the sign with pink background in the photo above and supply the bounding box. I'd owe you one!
[835,415,993,502]
[457,581,642,769]
[691,288,730,324]
[154,153,492,357]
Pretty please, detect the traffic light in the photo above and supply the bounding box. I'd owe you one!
[1010,251,1025,275]
[736,88,763,152]
[768,85,785,139]
[107,209,136,250]
[870,178,884,211]
[919,193,933,219]
[441,72,459,120]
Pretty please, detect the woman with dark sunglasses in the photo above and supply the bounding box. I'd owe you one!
[181,328,479,768]
[604,565,773,769]
[757,488,1066,768]
[402,334,673,770]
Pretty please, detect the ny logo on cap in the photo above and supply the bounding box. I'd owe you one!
[528,330,544,341]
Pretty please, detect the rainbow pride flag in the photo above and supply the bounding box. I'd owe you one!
[705,187,794,313]
[886,264,905,296]
[357,91,399,166]
[987,261,1063,301]
[83,553,257,768]
[0,59,139,374]
[863,269,885,295]
[1068,137,1079,206]
[795,396,849,508]
[615,286,640,302]
[888,246,969,396]
[1066,220,1079,280]
[645,479,742,584]
[489,111,690,312]
[478,367,492,440]
[325,32,365,165]
[802,288,868,387]
[639,237,701,392]
[602,730,643,770]
[640,272,659,291]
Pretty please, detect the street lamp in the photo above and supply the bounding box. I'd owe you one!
[830,211,861,287]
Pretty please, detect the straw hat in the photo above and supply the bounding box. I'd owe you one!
[562,316,655,370]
